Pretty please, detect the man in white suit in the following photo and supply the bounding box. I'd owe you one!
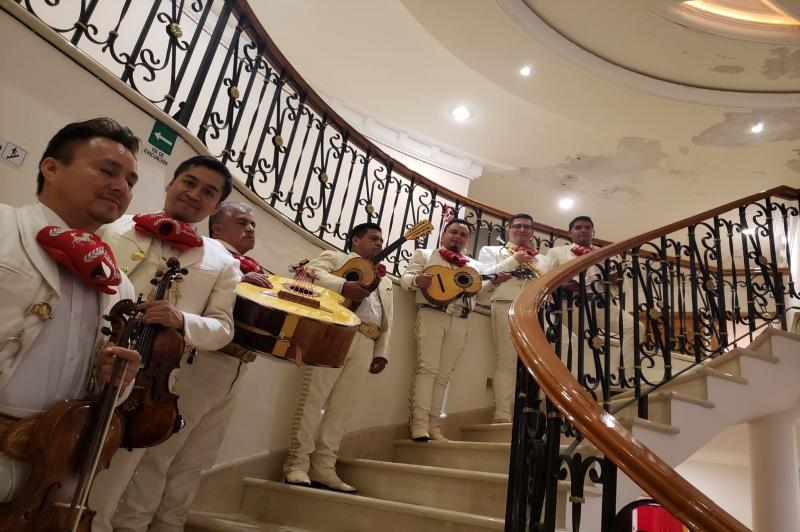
[547,216,637,371]
[0,118,142,502]
[479,213,552,423]
[283,222,393,493]
[92,155,242,532]
[401,218,498,441]
[209,201,272,289]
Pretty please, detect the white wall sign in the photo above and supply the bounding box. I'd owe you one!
[0,137,28,168]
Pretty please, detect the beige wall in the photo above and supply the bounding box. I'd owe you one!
[0,12,497,464]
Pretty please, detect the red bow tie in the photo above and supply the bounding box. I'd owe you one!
[232,252,265,274]
[513,245,539,256]
[375,263,387,278]
[571,245,592,256]
[37,226,122,294]
[133,212,203,252]
[438,248,469,267]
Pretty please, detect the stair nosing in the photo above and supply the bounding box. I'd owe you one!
[338,457,508,483]
[240,478,505,528]
[393,439,510,450]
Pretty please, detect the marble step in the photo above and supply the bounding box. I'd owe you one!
[186,511,312,531]
[393,439,510,474]
[238,478,505,532]
[461,422,512,443]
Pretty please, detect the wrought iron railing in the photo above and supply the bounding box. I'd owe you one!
[4,0,595,273]
[506,186,799,531]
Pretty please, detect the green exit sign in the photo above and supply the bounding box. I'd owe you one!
[148,121,177,155]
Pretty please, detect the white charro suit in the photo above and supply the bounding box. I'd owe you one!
[547,244,636,370]
[284,250,393,481]
[90,215,241,532]
[478,245,552,422]
[0,203,135,501]
[400,248,487,437]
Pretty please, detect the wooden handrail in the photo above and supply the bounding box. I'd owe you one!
[509,185,799,531]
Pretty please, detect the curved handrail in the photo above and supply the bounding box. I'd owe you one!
[510,185,800,531]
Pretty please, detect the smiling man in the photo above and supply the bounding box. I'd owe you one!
[91,155,243,532]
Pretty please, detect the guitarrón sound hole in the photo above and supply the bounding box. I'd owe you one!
[455,273,471,287]
[345,270,362,282]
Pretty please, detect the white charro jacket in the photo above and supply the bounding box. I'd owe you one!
[400,248,489,310]
[0,203,135,402]
[306,250,394,361]
[98,215,239,356]
[478,244,552,302]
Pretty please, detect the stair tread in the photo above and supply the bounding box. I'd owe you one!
[187,511,313,531]
[393,439,509,450]
[338,457,508,482]
[461,423,513,431]
[241,479,505,528]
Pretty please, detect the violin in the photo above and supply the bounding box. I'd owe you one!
[0,299,136,531]
[118,257,187,449]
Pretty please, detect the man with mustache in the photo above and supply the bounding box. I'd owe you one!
[0,117,141,502]
[283,222,393,493]
[209,201,272,289]
[92,155,243,532]
[401,218,496,441]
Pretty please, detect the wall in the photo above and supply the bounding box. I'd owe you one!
[0,11,497,464]
[675,460,753,528]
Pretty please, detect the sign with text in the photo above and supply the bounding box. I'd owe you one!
[144,121,177,166]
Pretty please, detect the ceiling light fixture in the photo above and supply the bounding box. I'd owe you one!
[558,198,575,210]
[750,122,764,134]
[519,65,532,77]
[451,106,471,122]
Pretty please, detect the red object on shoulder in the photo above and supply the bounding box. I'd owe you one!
[36,226,122,294]
[133,212,203,251]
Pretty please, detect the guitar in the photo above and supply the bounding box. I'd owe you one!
[222,270,361,367]
[330,220,434,309]
[421,266,539,305]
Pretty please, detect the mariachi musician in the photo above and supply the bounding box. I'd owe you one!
[401,217,498,441]
[209,201,273,289]
[91,156,241,532]
[284,222,393,493]
[0,118,141,502]
[478,213,551,423]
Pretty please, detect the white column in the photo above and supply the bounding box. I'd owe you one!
[748,412,800,532]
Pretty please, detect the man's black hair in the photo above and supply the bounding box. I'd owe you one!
[347,222,382,250]
[171,155,233,202]
[443,217,473,234]
[37,117,140,195]
[568,216,594,231]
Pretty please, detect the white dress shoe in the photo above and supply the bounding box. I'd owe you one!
[410,427,430,441]
[284,470,311,486]
[310,475,357,493]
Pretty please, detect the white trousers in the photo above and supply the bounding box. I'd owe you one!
[283,333,373,479]
[490,301,516,423]
[560,297,637,372]
[90,352,245,532]
[409,308,468,432]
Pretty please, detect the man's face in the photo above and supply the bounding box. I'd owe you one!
[351,229,384,259]
[39,137,138,231]
[570,220,595,246]
[213,206,256,255]
[164,164,225,223]
[441,223,470,252]
[507,217,534,247]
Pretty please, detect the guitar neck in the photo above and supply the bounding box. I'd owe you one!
[370,236,408,265]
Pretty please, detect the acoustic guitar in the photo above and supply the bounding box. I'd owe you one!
[330,220,434,309]
[420,266,539,305]
[222,271,360,367]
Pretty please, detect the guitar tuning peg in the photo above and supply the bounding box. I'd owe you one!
[102,314,110,321]
[180,268,188,275]
[151,278,159,286]
[101,327,111,336]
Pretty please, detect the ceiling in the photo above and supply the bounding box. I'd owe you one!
[252,0,799,240]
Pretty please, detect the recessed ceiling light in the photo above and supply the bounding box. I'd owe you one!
[451,106,471,122]
[750,122,764,134]
[519,65,532,77]
[558,198,575,210]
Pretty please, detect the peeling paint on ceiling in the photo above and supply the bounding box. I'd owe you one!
[692,110,800,146]
[711,65,745,74]
[762,47,800,80]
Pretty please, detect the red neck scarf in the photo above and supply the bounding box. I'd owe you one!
[231,252,265,274]
[375,263,387,277]
[133,212,203,252]
[438,248,469,267]
[36,226,122,294]
[512,244,539,256]
[571,245,593,256]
